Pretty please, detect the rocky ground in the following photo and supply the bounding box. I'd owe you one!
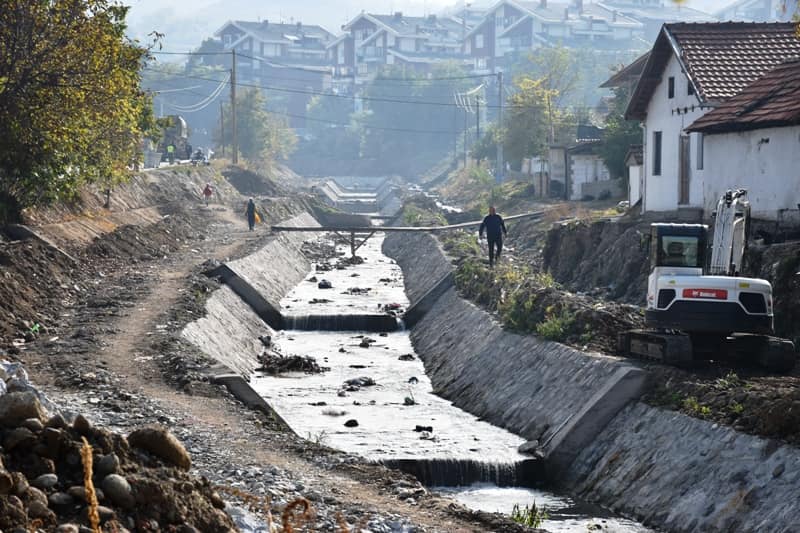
[0,169,534,532]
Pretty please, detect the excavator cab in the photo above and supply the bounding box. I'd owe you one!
[649,223,707,271]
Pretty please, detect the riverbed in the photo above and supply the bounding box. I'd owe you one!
[250,232,653,531]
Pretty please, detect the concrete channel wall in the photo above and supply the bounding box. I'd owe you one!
[384,231,800,533]
[181,213,319,406]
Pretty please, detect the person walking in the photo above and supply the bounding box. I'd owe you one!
[166,143,175,164]
[245,198,256,231]
[478,206,507,267]
[202,183,213,206]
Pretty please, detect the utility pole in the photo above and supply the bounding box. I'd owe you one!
[463,108,468,168]
[220,100,225,157]
[453,106,458,165]
[476,97,480,142]
[231,49,238,164]
[496,71,504,182]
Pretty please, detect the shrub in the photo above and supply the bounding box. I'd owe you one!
[535,308,575,341]
[511,502,548,528]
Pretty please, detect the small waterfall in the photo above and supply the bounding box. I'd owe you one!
[283,314,400,332]
[379,458,543,488]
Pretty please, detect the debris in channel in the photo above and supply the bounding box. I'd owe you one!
[256,349,329,375]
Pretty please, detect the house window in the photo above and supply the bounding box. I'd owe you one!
[688,82,695,96]
[653,131,662,176]
[696,133,704,170]
[224,34,232,46]
[668,77,675,99]
[475,34,484,49]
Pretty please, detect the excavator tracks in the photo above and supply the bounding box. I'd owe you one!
[618,330,694,366]
[618,330,797,373]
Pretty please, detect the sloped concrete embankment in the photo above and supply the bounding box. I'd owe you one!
[383,232,645,477]
[181,213,319,421]
[384,231,800,532]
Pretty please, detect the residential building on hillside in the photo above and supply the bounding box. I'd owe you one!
[715,0,798,22]
[213,20,336,128]
[624,22,800,215]
[603,0,715,39]
[464,0,645,73]
[330,12,470,84]
[687,58,800,221]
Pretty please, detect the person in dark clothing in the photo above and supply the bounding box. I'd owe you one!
[479,206,507,267]
[245,198,256,231]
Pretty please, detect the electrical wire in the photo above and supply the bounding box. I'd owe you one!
[161,72,231,113]
[143,66,594,112]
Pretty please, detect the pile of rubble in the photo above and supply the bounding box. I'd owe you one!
[0,361,235,532]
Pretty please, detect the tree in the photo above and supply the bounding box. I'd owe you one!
[502,77,554,166]
[217,88,296,163]
[597,86,640,180]
[0,1,155,222]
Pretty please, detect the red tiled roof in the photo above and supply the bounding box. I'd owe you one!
[626,22,800,120]
[688,58,800,133]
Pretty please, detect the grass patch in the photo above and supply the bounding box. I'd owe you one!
[511,502,548,528]
[535,307,576,341]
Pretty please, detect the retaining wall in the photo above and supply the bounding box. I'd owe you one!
[182,213,319,379]
[384,231,800,533]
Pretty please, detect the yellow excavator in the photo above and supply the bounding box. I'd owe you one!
[619,189,796,373]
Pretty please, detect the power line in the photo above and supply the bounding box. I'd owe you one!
[143,66,593,112]
[161,73,231,113]
[166,86,461,134]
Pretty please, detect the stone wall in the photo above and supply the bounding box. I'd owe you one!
[564,402,800,533]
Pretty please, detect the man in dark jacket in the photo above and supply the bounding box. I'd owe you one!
[245,198,256,231]
[479,206,507,267]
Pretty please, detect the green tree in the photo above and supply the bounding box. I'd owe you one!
[502,77,554,165]
[0,1,155,222]
[597,86,640,180]
[217,88,296,162]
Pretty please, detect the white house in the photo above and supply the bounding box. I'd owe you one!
[625,144,643,206]
[625,22,800,215]
[687,58,800,221]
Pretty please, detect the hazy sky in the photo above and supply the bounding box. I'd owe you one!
[124,0,729,52]
[125,0,467,46]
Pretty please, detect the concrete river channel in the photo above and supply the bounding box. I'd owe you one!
[250,233,653,532]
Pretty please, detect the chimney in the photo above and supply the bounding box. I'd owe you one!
[540,0,547,8]
[393,11,403,20]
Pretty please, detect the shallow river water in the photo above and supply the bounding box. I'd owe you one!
[251,233,653,532]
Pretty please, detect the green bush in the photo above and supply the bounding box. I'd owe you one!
[535,307,575,341]
[511,502,548,528]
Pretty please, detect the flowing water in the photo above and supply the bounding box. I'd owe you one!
[250,233,653,531]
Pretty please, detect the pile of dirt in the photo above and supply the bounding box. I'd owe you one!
[0,387,233,531]
[0,240,81,349]
[86,212,205,262]
[536,217,650,304]
[644,363,800,445]
[747,241,800,343]
[221,165,284,197]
